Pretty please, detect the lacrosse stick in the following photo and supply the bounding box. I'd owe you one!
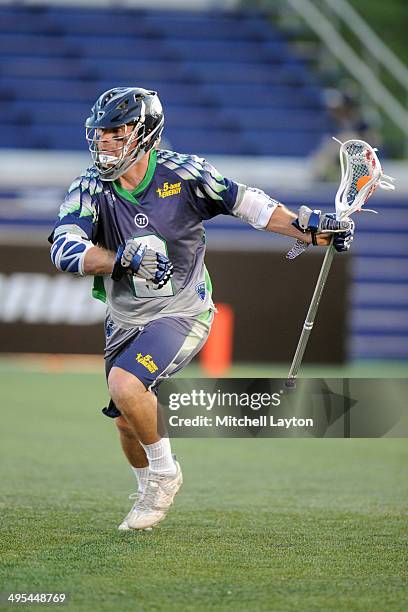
[286,138,395,385]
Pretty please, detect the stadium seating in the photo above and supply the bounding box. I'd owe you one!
[0,4,406,361]
[0,5,329,156]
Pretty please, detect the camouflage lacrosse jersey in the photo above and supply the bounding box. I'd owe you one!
[50,149,245,328]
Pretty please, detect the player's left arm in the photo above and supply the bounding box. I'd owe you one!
[265,203,326,245]
[190,159,353,252]
[264,202,354,251]
[232,186,354,252]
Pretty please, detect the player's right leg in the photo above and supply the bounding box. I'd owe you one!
[105,312,213,530]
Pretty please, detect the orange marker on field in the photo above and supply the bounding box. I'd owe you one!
[200,303,234,376]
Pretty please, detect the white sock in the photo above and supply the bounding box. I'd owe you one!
[141,437,177,476]
[131,466,149,493]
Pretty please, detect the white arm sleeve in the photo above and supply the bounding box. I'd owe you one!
[50,232,93,276]
[232,185,280,230]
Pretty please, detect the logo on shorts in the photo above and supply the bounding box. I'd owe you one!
[195,282,206,301]
[136,353,158,373]
[105,318,115,338]
[156,181,182,199]
[134,213,149,228]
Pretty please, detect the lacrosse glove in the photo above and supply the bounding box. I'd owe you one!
[112,238,174,289]
[292,205,354,246]
[287,206,354,259]
[324,213,355,252]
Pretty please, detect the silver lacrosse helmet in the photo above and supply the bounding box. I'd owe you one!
[85,87,164,181]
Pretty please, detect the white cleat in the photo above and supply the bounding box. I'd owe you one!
[118,492,139,531]
[122,461,183,530]
[118,493,154,531]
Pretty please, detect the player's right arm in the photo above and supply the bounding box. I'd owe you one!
[50,171,173,287]
[51,229,171,282]
[82,246,115,275]
[49,169,110,276]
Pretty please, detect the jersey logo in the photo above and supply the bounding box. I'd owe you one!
[135,353,158,373]
[104,189,116,208]
[156,181,182,199]
[195,282,206,301]
[134,213,149,228]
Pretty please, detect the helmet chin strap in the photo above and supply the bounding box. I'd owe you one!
[97,143,148,181]
[99,154,121,165]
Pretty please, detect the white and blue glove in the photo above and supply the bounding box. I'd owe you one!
[111,238,173,289]
[292,205,354,252]
[323,213,354,252]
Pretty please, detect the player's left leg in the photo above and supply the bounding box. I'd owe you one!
[109,370,182,531]
[113,416,150,528]
[115,415,148,467]
[115,415,149,487]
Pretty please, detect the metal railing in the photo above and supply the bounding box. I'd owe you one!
[324,0,408,89]
[279,0,408,148]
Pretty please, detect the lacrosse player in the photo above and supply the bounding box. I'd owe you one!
[49,87,354,531]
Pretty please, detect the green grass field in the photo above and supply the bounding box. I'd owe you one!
[1,365,407,611]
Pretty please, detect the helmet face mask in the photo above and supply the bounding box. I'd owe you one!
[86,122,143,177]
[85,87,164,181]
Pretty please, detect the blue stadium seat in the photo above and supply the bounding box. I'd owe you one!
[10,101,90,126]
[204,83,323,109]
[48,11,154,37]
[81,58,188,82]
[227,108,330,131]
[165,107,230,130]
[164,128,249,156]
[243,130,320,156]
[1,57,88,80]
[31,124,85,150]
[0,78,99,103]
[183,61,309,86]
[0,33,74,57]
[0,123,44,148]
[165,39,287,62]
[62,34,172,61]
[0,4,331,155]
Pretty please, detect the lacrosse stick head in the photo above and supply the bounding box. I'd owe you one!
[334,138,395,220]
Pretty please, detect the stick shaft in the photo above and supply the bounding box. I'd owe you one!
[287,244,336,380]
